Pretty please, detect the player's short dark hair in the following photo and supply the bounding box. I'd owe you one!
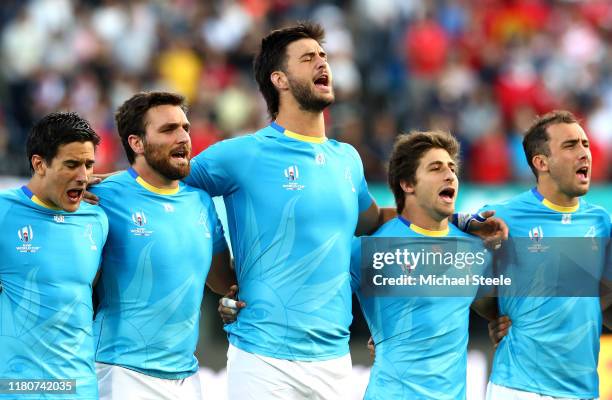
[26,111,100,173]
[115,91,187,164]
[522,110,579,179]
[388,131,460,214]
[253,22,325,120]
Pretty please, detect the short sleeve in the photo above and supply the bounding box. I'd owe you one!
[97,208,109,246]
[184,139,244,196]
[208,199,228,255]
[349,146,373,212]
[350,237,362,293]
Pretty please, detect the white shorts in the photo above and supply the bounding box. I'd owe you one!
[486,382,598,400]
[226,344,352,400]
[96,362,202,400]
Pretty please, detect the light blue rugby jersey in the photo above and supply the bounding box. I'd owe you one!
[92,168,226,379]
[0,187,108,400]
[484,188,611,399]
[351,217,488,400]
[185,122,373,360]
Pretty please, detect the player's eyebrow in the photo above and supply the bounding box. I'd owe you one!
[299,51,315,59]
[428,160,454,166]
[63,157,95,166]
[561,138,588,147]
[299,50,326,60]
[158,122,190,132]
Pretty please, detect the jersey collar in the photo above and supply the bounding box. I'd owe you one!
[128,168,180,195]
[270,122,327,144]
[531,187,579,213]
[398,215,449,237]
[21,185,61,210]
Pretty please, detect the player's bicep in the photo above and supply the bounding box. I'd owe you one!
[356,201,380,236]
[206,249,236,295]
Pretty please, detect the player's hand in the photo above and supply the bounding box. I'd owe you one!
[467,210,509,250]
[83,172,121,205]
[488,315,511,348]
[83,176,102,205]
[218,284,246,324]
[367,336,375,360]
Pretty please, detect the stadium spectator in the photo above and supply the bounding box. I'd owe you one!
[1,0,610,181]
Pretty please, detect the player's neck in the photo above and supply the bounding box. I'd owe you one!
[401,206,449,232]
[26,178,58,209]
[536,181,579,207]
[275,106,326,138]
[131,160,179,189]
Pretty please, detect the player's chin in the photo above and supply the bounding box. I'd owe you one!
[315,90,334,104]
[572,183,590,197]
[61,199,81,213]
[435,203,455,219]
[168,164,191,180]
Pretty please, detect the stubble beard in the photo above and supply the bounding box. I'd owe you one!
[143,140,191,181]
[287,76,334,113]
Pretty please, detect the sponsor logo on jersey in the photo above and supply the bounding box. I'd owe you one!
[345,167,356,193]
[584,226,599,250]
[198,211,212,238]
[84,224,98,250]
[16,225,40,253]
[130,211,154,236]
[53,214,65,223]
[315,153,326,165]
[561,214,571,224]
[162,203,174,213]
[584,226,596,237]
[283,165,305,191]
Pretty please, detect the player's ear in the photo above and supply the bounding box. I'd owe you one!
[271,71,289,91]
[128,134,145,157]
[400,180,415,195]
[31,154,47,176]
[532,154,549,173]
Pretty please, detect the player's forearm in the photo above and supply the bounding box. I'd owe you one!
[471,297,499,321]
[206,250,236,295]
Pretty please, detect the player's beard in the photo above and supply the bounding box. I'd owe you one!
[549,164,590,198]
[287,75,333,113]
[143,140,191,180]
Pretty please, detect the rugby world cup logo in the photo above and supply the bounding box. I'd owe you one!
[527,226,548,253]
[529,226,543,241]
[132,211,147,227]
[130,210,153,236]
[285,165,299,181]
[16,225,40,252]
[18,225,33,243]
[282,165,305,190]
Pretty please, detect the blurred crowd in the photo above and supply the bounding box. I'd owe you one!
[1,0,611,182]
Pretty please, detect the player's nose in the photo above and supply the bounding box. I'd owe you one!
[75,164,88,184]
[176,127,190,144]
[443,168,456,182]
